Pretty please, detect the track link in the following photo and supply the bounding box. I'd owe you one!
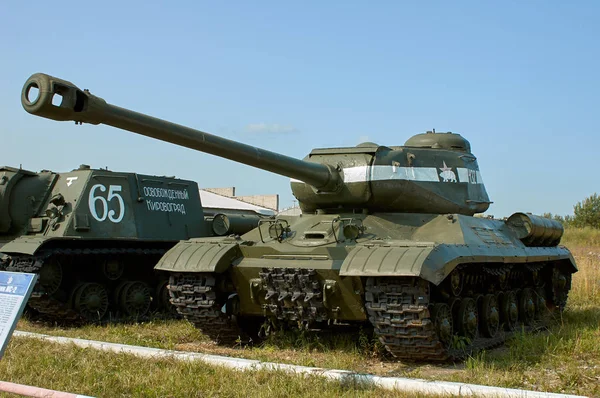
[365,277,449,361]
[259,267,326,323]
[168,273,245,344]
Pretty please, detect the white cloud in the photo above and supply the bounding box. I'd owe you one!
[245,123,299,135]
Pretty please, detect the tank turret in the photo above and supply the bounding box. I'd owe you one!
[22,73,490,215]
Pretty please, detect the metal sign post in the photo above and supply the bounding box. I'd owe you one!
[0,271,38,358]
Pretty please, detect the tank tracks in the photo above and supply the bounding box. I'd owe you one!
[168,269,329,344]
[168,263,571,362]
[3,254,79,320]
[365,277,514,361]
[365,277,448,360]
[168,273,248,344]
[259,268,327,323]
[364,264,571,361]
[1,247,167,322]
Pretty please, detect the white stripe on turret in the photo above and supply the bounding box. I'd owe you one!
[291,166,483,184]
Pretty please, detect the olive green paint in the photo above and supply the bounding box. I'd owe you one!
[21,73,578,324]
[0,165,207,256]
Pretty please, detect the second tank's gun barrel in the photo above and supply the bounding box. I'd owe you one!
[21,73,341,192]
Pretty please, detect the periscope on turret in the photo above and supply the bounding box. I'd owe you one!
[20,73,577,361]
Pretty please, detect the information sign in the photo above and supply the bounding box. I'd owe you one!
[0,271,37,358]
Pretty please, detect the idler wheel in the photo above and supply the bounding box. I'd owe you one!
[101,259,124,281]
[72,282,108,321]
[118,281,152,317]
[449,271,464,297]
[499,291,518,331]
[519,288,536,325]
[456,298,478,340]
[478,294,500,338]
[38,258,63,295]
[431,303,453,346]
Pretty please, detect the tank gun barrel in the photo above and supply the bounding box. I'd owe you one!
[21,73,341,192]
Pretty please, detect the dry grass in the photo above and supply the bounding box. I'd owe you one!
[563,227,600,248]
[566,247,600,308]
[6,227,600,396]
[562,228,600,308]
[0,338,444,398]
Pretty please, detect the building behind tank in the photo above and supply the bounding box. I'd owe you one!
[199,188,276,236]
[202,187,279,212]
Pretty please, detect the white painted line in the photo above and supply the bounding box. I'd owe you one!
[0,380,94,398]
[13,331,587,398]
[291,165,484,185]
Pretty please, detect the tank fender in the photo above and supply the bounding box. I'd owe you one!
[154,238,242,273]
[340,242,577,285]
[340,242,435,279]
[0,236,60,255]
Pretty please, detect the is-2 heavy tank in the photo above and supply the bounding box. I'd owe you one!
[21,73,577,360]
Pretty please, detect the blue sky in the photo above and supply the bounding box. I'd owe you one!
[1,1,598,216]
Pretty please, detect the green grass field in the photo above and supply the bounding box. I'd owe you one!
[1,228,599,397]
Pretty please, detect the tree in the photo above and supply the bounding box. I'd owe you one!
[572,193,600,229]
[541,212,573,227]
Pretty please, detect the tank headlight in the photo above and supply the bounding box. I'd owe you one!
[343,224,361,240]
[268,223,285,240]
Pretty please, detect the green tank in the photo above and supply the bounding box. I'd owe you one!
[0,164,266,322]
[0,164,207,320]
[21,73,577,360]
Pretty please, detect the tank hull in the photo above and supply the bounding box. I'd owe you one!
[158,212,576,360]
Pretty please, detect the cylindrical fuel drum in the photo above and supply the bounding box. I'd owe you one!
[211,213,261,236]
[505,212,564,247]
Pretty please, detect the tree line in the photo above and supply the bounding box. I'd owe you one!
[543,193,600,229]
